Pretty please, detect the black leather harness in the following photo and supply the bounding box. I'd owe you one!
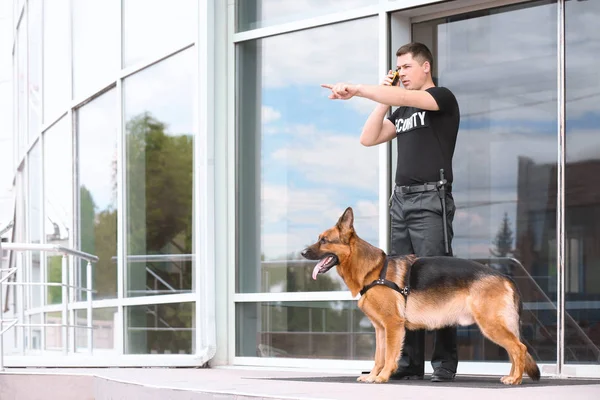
[359,256,411,299]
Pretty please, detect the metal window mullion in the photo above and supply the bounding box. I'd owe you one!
[226,0,237,365]
[116,76,125,355]
[378,10,390,253]
[556,0,566,378]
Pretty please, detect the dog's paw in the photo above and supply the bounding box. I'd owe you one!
[356,375,369,382]
[374,375,390,383]
[500,375,522,385]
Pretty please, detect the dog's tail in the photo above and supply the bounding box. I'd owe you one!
[524,351,540,381]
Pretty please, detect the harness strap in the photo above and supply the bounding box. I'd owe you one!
[359,256,411,299]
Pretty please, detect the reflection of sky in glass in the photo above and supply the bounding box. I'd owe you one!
[44,116,71,239]
[124,49,194,134]
[72,0,119,99]
[43,0,70,123]
[244,17,380,260]
[417,3,560,258]
[77,89,117,213]
[123,0,196,68]
[237,0,375,31]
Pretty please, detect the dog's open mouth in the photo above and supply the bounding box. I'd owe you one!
[311,253,339,280]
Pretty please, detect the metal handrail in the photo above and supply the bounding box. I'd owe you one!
[0,221,13,237]
[488,257,600,362]
[3,243,98,263]
[0,241,98,371]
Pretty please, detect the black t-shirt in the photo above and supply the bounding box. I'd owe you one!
[387,86,460,186]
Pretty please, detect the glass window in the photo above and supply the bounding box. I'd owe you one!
[75,307,118,352]
[236,301,373,358]
[43,117,72,305]
[28,141,42,309]
[410,0,558,363]
[72,0,119,99]
[77,89,118,300]
[43,0,70,123]
[565,0,600,364]
[44,311,61,350]
[125,302,195,354]
[28,0,42,141]
[123,49,194,298]
[122,0,196,68]
[236,17,379,293]
[236,0,376,32]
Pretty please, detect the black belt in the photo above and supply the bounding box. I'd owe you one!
[395,182,452,194]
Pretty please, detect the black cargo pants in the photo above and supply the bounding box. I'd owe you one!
[389,185,458,374]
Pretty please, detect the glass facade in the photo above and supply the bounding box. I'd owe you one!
[1,0,598,377]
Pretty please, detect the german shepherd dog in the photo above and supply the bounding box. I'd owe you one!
[301,207,540,385]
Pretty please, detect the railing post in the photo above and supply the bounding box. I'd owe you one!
[61,254,68,355]
[17,252,24,355]
[0,238,4,371]
[87,261,93,354]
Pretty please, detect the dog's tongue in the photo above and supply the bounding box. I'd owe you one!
[312,257,332,280]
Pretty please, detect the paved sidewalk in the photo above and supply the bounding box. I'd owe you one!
[1,366,599,399]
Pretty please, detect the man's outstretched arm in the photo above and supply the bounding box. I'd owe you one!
[321,83,439,111]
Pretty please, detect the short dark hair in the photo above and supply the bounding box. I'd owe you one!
[396,42,433,69]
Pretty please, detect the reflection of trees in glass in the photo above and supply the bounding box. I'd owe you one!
[262,251,344,292]
[126,112,193,256]
[123,112,194,353]
[491,212,515,258]
[47,256,62,304]
[80,185,117,299]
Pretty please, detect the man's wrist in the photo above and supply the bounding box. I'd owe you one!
[355,84,364,97]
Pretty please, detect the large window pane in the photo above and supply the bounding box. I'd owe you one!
[236,0,376,32]
[411,0,558,363]
[77,89,118,300]
[125,302,194,354]
[43,0,70,122]
[43,117,71,305]
[565,0,600,364]
[124,49,194,298]
[122,0,196,68]
[28,0,41,141]
[236,17,379,294]
[236,301,373,359]
[72,0,119,99]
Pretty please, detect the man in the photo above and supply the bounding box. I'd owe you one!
[321,42,460,382]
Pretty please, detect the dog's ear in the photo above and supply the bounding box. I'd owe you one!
[337,207,354,232]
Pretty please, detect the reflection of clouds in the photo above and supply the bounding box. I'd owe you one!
[262,105,281,125]
[261,182,378,259]
[124,49,194,134]
[270,124,379,192]
[259,16,379,115]
[78,90,117,211]
[436,1,600,121]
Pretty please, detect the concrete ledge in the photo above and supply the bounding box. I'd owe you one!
[0,374,95,400]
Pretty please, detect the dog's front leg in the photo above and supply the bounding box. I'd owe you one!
[374,318,405,383]
[357,320,385,382]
